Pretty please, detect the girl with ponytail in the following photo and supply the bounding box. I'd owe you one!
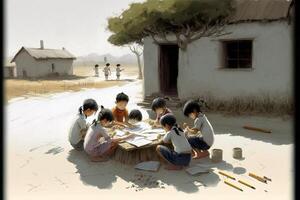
[68,99,99,151]
[156,113,192,170]
[83,106,134,162]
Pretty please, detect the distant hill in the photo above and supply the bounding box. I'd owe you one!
[74,53,143,66]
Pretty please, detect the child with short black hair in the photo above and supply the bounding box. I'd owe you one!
[150,97,172,127]
[156,113,192,170]
[84,106,133,162]
[116,64,124,80]
[182,100,215,159]
[68,99,98,151]
[103,63,111,80]
[94,64,99,77]
[128,109,143,124]
[111,92,134,128]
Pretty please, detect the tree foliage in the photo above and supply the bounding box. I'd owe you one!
[107,0,235,50]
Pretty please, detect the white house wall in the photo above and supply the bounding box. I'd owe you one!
[143,21,293,100]
[143,38,160,96]
[35,59,74,76]
[14,50,37,77]
[14,50,74,77]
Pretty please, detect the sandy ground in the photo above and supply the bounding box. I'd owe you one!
[5,80,294,200]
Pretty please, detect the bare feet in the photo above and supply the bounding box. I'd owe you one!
[90,156,109,162]
[192,150,209,159]
[164,165,183,170]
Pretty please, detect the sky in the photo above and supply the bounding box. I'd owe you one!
[5,0,144,58]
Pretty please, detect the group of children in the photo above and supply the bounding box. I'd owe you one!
[98,63,124,80]
[68,93,215,170]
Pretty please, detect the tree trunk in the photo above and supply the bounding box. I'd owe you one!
[135,53,143,79]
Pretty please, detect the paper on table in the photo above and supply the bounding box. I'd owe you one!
[124,122,151,133]
[126,137,152,147]
[125,135,152,147]
[125,136,145,142]
[141,129,165,134]
[115,130,126,137]
[145,134,159,141]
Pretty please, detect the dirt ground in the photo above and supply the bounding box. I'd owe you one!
[5,80,294,200]
[4,65,139,102]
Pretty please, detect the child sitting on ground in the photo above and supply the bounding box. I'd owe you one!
[128,109,143,125]
[150,97,172,128]
[111,92,134,128]
[68,99,98,151]
[156,113,192,170]
[84,106,133,162]
[182,100,215,159]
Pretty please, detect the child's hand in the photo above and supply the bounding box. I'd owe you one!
[112,125,125,130]
[148,120,155,126]
[126,123,135,128]
[152,122,161,128]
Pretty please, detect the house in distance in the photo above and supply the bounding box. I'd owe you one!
[11,40,76,78]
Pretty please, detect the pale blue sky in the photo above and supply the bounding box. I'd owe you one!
[5,0,144,57]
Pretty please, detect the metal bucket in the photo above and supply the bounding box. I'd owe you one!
[233,147,243,159]
[211,149,223,163]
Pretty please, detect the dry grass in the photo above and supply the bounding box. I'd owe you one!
[185,94,294,116]
[4,79,128,102]
[4,65,140,102]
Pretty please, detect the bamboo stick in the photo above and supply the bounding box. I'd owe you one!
[224,180,243,192]
[238,180,256,189]
[243,125,272,133]
[218,171,236,180]
[249,173,267,183]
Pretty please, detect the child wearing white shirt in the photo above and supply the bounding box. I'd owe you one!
[116,64,124,80]
[68,99,98,151]
[156,114,192,170]
[183,100,215,159]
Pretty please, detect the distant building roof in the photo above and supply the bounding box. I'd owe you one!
[11,47,76,63]
[228,0,294,23]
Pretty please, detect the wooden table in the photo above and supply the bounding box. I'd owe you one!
[107,125,172,165]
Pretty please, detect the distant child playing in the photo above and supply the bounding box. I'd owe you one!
[84,106,133,162]
[68,99,98,151]
[116,64,124,80]
[156,114,192,170]
[94,64,99,77]
[103,63,111,80]
[150,97,172,127]
[182,100,215,159]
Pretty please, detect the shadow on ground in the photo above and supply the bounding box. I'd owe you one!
[67,149,241,193]
[146,109,293,146]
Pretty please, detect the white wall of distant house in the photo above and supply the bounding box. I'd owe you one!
[14,50,74,77]
[143,21,293,100]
